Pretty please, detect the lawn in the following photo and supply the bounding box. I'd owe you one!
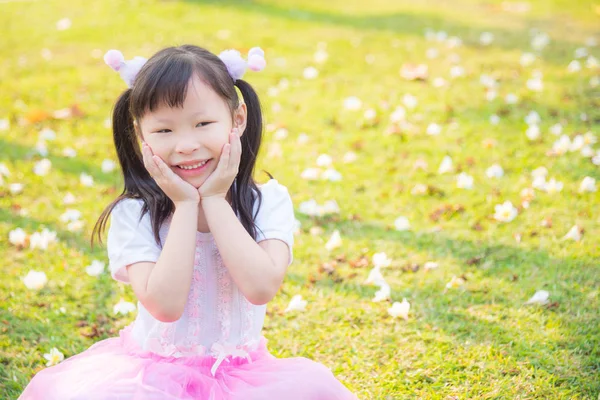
[0,0,599,398]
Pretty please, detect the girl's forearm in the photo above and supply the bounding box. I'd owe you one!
[202,196,279,305]
[145,202,198,321]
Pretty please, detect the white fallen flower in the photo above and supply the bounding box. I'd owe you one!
[480,32,494,45]
[9,228,27,247]
[274,128,288,140]
[531,32,550,51]
[411,183,428,195]
[438,156,453,174]
[456,172,474,189]
[316,154,333,167]
[67,220,84,232]
[343,152,357,164]
[505,93,519,104]
[101,159,116,173]
[113,299,136,315]
[9,183,23,195]
[552,135,571,155]
[56,17,71,31]
[450,65,465,78]
[394,217,411,231]
[325,230,342,251]
[549,123,562,136]
[86,260,105,277]
[314,49,328,64]
[424,261,439,271]
[372,252,392,268]
[544,178,563,194]
[445,276,465,289]
[43,348,64,367]
[531,166,548,179]
[363,108,377,121]
[297,133,309,145]
[486,164,504,178]
[62,148,77,158]
[372,283,391,302]
[343,96,362,111]
[303,66,318,80]
[525,111,541,126]
[0,163,10,177]
[63,193,76,205]
[489,114,500,125]
[39,128,56,141]
[583,131,597,145]
[579,177,596,193]
[33,159,52,176]
[525,290,549,305]
[494,201,518,222]
[567,60,581,73]
[388,298,410,320]
[520,52,536,67]
[284,295,308,313]
[426,123,442,136]
[390,106,406,123]
[323,200,340,214]
[526,125,541,141]
[403,94,418,109]
[321,168,342,182]
[23,270,48,290]
[575,47,588,59]
[298,199,320,216]
[301,168,321,180]
[0,118,9,131]
[526,76,543,91]
[365,266,386,286]
[563,225,583,241]
[29,229,57,250]
[586,55,599,69]
[60,209,81,223]
[570,135,585,152]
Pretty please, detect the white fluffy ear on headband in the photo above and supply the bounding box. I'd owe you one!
[218,46,266,81]
[104,49,147,88]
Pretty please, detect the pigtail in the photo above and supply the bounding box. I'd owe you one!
[91,89,172,248]
[231,79,265,240]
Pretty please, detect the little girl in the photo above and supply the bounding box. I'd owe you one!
[20,45,357,399]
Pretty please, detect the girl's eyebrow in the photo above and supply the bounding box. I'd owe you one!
[152,111,208,124]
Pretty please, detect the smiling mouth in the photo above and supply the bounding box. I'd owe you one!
[176,160,211,170]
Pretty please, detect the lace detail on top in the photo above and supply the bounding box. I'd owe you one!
[214,240,232,342]
[185,237,206,347]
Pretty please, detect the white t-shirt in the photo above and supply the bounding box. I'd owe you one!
[106,179,295,374]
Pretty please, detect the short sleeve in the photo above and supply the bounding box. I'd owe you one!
[254,179,295,266]
[107,198,162,284]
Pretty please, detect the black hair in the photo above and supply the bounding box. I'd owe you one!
[92,45,266,247]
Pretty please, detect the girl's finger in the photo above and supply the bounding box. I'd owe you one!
[141,145,158,177]
[154,155,175,179]
[218,143,231,174]
[229,132,242,171]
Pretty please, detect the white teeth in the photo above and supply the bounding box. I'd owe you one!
[178,160,208,170]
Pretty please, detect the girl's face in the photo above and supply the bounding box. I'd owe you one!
[138,74,246,188]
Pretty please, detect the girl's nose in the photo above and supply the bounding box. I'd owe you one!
[175,135,201,154]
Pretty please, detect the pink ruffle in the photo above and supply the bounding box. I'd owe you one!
[19,326,357,400]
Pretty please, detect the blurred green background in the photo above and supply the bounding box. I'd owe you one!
[1,0,599,398]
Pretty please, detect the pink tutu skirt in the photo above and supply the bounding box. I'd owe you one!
[19,326,357,400]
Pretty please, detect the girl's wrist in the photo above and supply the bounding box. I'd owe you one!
[175,200,200,210]
[200,195,227,207]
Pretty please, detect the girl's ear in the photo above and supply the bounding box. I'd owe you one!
[233,103,247,136]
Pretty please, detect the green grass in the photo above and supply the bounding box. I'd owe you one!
[1,0,599,398]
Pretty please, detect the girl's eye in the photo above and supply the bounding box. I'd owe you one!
[197,122,213,127]
[156,129,171,133]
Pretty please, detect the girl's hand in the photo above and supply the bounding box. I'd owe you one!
[198,129,242,201]
[141,142,200,206]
